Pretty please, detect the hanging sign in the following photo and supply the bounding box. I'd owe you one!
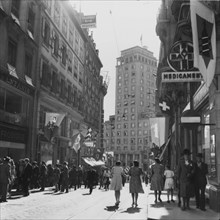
[162,71,203,83]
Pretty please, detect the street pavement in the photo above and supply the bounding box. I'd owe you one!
[1,183,219,220]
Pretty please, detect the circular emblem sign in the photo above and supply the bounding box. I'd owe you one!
[167,41,195,72]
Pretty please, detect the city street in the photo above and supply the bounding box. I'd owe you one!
[1,183,219,220]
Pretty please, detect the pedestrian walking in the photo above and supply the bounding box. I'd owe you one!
[164,165,175,203]
[46,164,54,187]
[103,168,111,190]
[69,165,77,190]
[194,153,208,211]
[0,156,11,202]
[31,161,40,189]
[53,164,61,192]
[87,166,97,194]
[109,161,124,206]
[39,161,47,191]
[60,161,69,193]
[22,158,32,196]
[8,158,16,198]
[150,157,164,203]
[177,149,195,211]
[128,160,144,208]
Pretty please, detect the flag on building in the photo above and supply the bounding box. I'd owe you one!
[190,0,216,88]
[71,133,81,153]
[149,117,169,147]
[45,113,65,127]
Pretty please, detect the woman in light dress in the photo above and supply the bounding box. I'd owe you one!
[128,160,144,207]
[164,165,175,203]
[110,161,124,206]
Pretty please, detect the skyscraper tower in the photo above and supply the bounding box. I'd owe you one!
[114,46,157,168]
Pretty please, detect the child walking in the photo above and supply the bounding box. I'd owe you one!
[164,165,175,203]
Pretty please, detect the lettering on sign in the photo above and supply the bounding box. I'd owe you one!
[162,71,203,83]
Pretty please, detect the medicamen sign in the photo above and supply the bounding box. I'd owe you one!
[162,71,203,83]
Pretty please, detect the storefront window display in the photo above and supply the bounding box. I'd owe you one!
[203,114,217,180]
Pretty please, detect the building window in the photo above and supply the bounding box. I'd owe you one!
[131,114,135,120]
[117,131,121,136]
[138,130,142,136]
[60,78,66,98]
[8,39,17,67]
[25,52,32,77]
[124,131,128,136]
[138,138,143,144]
[11,0,20,18]
[67,50,73,73]
[27,3,35,38]
[41,60,50,87]
[131,130,135,136]
[74,56,78,79]
[124,146,128,151]
[117,146,121,151]
[51,70,58,93]
[131,138,135,144]
[42,19,50,46]
[131,107,135,113]
[117,124,121,129]
[69,24,74,47]
[60,44,67,66]
[124,138,128,144]
[62,13,67,37]
[124,123,128,129]
[138,122,142,128]
[52,31,59,57]
[54,1,60,27]
[131,123,135,128]
[117,139,121,144]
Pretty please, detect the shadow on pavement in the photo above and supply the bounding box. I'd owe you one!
[121,207,141,214]
[104,205,119,212]
[82,193,91,195]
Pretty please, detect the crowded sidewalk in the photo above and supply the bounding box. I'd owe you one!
[146,185,220,220]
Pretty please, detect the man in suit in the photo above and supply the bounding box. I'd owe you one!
[0,156,11,202]
[194,153,208,211]
[22,158,32,196]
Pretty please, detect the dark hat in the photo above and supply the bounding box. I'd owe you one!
[196,153,203,158]
[182,149,191,155]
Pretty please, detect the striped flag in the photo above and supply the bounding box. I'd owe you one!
[190,0,216,88]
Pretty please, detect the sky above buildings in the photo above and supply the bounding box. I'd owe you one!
[73,0,161,121]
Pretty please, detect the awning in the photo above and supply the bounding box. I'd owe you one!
[159,135,171,161]
[82,157,105,167]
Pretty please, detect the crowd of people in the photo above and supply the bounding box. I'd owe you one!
[149,149,208,211]
[0,156,108,202]
[0,149,209,213]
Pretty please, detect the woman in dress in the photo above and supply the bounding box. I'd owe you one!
[150,157,164,203]
[164,165,175,203]
[110,161,124,206]
[128,160,144,207]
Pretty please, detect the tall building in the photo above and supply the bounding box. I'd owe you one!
[0,0,40,161]
[114,46,157,168]
[0,0,107,165]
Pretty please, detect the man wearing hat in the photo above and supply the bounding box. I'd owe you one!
[0,156,11,202]
[194,153,208,211]
[177,149,196,210]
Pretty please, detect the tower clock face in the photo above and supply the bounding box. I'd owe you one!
[167,41,194,72]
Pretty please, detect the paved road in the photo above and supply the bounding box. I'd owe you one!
[1,183,219,220]
[1,183,149,220]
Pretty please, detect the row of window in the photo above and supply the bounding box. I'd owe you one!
[117,70,156,80]
[43,0,84,61]
[105,129,149,137]
[117,55,157,67]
